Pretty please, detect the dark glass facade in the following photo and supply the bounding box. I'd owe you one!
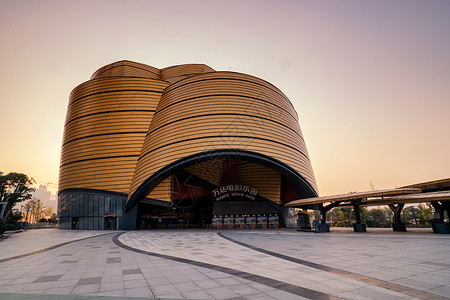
[58,190,126,230]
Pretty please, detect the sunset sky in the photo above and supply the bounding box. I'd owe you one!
[1,0,449,196]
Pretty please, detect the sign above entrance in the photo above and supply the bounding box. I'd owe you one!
[212,185,258,201]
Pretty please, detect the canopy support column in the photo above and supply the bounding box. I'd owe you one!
[316,201,341,232]
[388,204,406,231]
[430,201,450,234]
[351,199,366,232]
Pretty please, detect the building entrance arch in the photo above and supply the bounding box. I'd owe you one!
[124,149,317,229]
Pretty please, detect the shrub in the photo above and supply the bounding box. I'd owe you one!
[0,218,6,235]
[6,223,21,230]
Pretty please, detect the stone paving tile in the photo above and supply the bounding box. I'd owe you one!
[0,228,449,300]
[180,289,212,299]
[44,286,74,295]
[124,286,154,297]
[266,290,309,300]
[77,277,102,285]
[71,284,100,294]
[173,281,202,292]
[106,257,121,264]
[100,274,123,283]
[51,279,79,288]
[392,277,442,291]
[429,285,450,298]
[154,291,184,298]
[122,268,141,275]
[99,281,125,292]
[145,276,170,285]
[97,290,127,297]
[245,294,277,300]
[33,275,63,283]
[123,279,148,289]
[228,283,263,296]
[205,286,241,299]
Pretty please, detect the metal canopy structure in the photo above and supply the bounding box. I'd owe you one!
[358,190,450,206]
[285,178,450,234]
[285,188,422,207]
[400,178,450,190]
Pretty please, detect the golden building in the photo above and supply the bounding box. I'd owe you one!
[58,60,318,230]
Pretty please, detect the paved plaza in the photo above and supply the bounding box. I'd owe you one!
[0,228,449,300]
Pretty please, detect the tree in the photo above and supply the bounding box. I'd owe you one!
[23,200,33,223]
[359,207,369,224]
[42,206,53,218]
[367,208,387,227]
[31,198,44,223]
[416,204,434,227]
[49,213,58,224]
[22,197,44,223]
[332,207,353,226]
[0,172,35,218]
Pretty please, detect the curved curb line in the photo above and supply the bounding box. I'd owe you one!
[112,232,338,300]
[217,232,449,300]
[0,232,116,263]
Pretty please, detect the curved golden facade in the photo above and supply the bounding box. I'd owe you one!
[59,62,169,194]
[58,60,317,230]
[127,71,317,204]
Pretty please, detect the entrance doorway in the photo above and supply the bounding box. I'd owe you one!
[104,216,117,230]
[71,217,79,230]
[137,197,214,229]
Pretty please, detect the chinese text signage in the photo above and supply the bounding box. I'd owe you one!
[212,185,258,201]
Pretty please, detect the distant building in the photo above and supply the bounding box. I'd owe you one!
[31,185,57,212]
[58,61,318,230]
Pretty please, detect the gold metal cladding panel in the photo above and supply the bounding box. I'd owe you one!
[60,159,137,176]
[183,160,282,203]
[127,71,317,199]
[135,137,305,173]
[139,97,304,155]
[145,113,302,143]
[66,93,162,122]
[128,137,317,197]
[60,170,136,190]
[163,70,287,96]
[139,117,306,155]
[69,78,169,105]
[62,113,153,144]
[59,157,138,174]
[159,72,298,119]
[148,97,301,134]
[61,134,146,156]
[137,138,315,181]
[61,133,147,167]
[59,157,138,194]
[147,177,172,202]
[61,140,144,166]
[238,161,281,203]
[60,76,168,194]
[184,159,225,187]
[64,111,153,132]
[159,84,298,122]
[159,83,297,121]
[90,60,161,80]
[161,75,192,85]
[68,81,168,109]
[130,136,314,192]
[160,64,215,81]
